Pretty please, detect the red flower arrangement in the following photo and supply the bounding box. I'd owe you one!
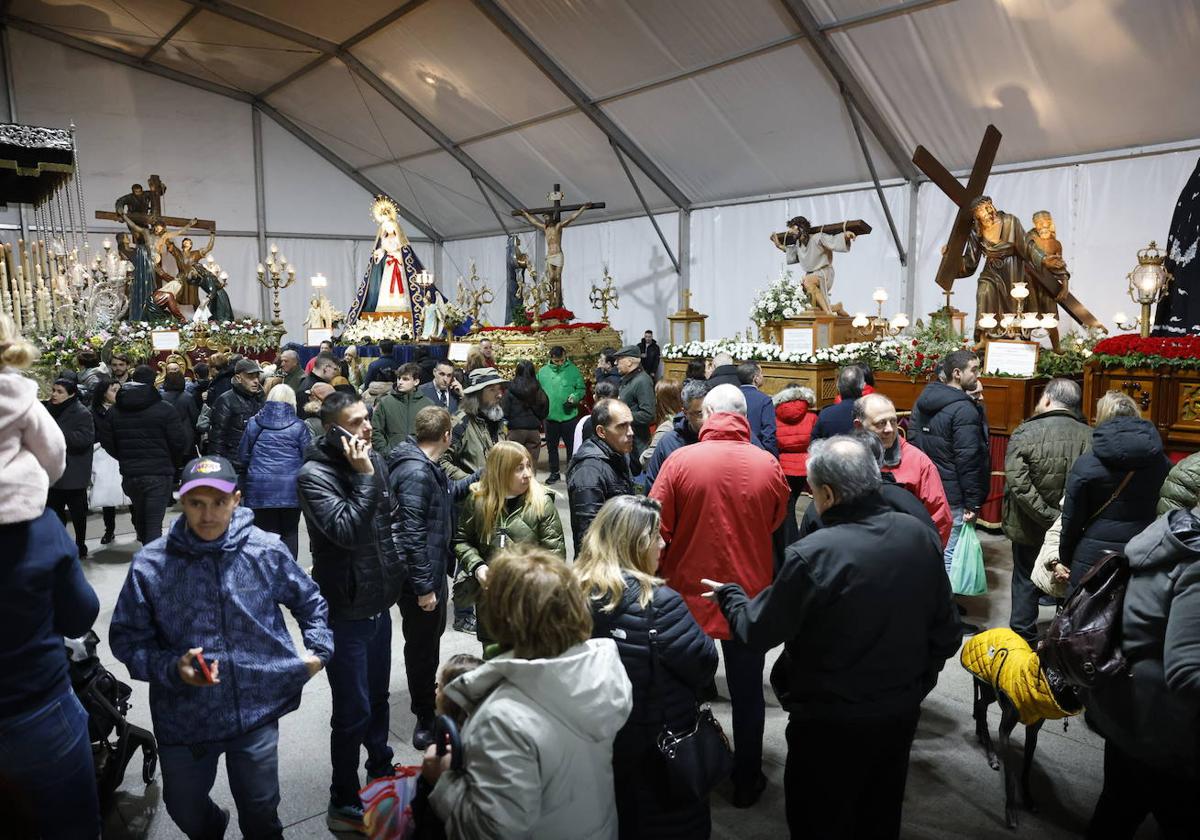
[539,307,576,322]
[1092,334,1200,368]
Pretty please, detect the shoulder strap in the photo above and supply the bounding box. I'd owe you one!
[1088,470,1136,524]
[644,587,668,728]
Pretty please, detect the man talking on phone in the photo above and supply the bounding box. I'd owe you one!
[297,390,408,834]
[110,455,332,839]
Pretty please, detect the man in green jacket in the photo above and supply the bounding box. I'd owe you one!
[440,368,508,482]
[536,346,586,484]
[1158,451,1200,514]
[613,344,655,458]
[372,363,433,455]
[1002,377,1091,642]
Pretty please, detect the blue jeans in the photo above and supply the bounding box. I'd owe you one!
[720,639,766,786]
[0,690,99,840]
[159,721,282,839]
[327,612,394,807]
[943,507,964,575]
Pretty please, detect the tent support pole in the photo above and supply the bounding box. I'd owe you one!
[611,140,680,275]
[843,86,907,266]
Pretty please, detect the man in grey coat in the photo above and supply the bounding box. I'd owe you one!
[613,345,655,457]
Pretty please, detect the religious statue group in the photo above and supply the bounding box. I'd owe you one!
[114,180,233,326]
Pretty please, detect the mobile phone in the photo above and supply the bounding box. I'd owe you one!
[194,651,215,684]
[332,425,356,443]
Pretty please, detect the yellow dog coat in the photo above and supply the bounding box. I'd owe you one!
[960,628,1074,725]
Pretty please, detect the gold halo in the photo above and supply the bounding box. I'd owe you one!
[371,195,400,224]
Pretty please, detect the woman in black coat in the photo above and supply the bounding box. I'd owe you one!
[574,495,719,840]
[161,370,199,456]
[1060,392,1172,590]
[502,360,549,466]
[44,378,95,557]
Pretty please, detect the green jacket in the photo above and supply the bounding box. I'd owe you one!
[439,410,506,481]
[452,489,566,605]
[371,389,433,455]
[281,366,305,396]
[1002,409,1091,545]
[1158,451,1200,514]
[619,369,655,430]
[536,360,587,423]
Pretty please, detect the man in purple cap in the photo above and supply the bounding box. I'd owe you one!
[110,454,332,840]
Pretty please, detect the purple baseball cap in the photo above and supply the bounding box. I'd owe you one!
[178,455,238,496]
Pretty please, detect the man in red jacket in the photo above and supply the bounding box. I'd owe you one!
[649,383,790,808]
[854,393,953,546]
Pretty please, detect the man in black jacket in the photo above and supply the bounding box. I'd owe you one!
[706,351,741,389]
[705,436,961,839]
[566,399,635,556]
[638,329,661,381]
[909,349,990,573]
[812,365,864,440]
[96,366,188,544]
[298,352,340,417]
[386,406,476,751]
[207,358,264,473]
[297,391,405,833]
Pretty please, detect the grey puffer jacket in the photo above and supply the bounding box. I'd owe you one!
[429,639,632,839]
[1085,509,1200,774]
[1158,451,1200,515]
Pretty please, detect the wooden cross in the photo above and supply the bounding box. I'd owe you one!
[95,174,216,231]
[913,125,1101,329]
[778,219,873,243]
[510,183,605,223]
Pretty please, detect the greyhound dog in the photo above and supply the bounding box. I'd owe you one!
[963,629,1082,829]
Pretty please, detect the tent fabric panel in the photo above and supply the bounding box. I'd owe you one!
[9,0,191,56]
[350,0,573,142]
[602,40,898,204]
[831,0,1200,171]
[265,59,440,169]
[494,0,797,100]
[152,10,320,94]
[221,0,403,44]
[370,151,502,239]
[461,110,673,220]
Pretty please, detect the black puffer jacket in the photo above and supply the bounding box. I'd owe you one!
[501,378,549,431]
[386,440,476,597]
[1085,508,1200,773]
[909,382,990,510]
[1060,416,1171,588]
[207,381,264,471]
[207,368,235,404]
[162,388,200,454]
[97,382,187,478]
[589,575,718,728]
[46,397,94,490]
[297,432,405,621]
[566,436,634,555]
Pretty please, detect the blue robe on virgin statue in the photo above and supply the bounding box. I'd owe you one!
[345,244,447,331]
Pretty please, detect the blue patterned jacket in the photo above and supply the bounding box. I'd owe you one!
[110,507,333,746]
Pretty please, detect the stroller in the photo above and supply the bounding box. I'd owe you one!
[65,631,158,804]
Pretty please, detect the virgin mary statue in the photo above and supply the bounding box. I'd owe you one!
[346,196,437,330]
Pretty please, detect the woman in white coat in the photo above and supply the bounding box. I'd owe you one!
[423,545,633,839]
[88,376,130,544]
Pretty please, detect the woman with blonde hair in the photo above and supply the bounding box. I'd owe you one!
[575,495,718,838]
[1060,390,1171,590]
[453,441,565,647]
[0,313,65,525]
[238,383,312,558]
[425,545,632,839]
[463,346,487,374]
[342,345,364,389]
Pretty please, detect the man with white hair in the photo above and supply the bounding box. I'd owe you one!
[278,348,303,396]
[706,351,741,389]
[650,383,789,808]
[704,435,961,838]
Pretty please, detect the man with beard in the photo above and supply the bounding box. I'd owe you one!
[439,368,507,482]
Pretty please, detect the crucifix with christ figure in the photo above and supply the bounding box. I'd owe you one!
[512,184,605,310]
[913,124,1101,347]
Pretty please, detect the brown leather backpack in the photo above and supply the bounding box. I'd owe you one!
[1038,550,1130,688]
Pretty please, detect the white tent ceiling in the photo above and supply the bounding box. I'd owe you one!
[5,0,1200,242]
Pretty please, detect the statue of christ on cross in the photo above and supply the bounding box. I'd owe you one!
[512,184,605,310]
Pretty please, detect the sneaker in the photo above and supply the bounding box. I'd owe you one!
[100,531,115,545]
[545,472,561,485]
[453,614,478,634]
[732,772,768,809]
[412,717,435,751]
[326,802,366,834]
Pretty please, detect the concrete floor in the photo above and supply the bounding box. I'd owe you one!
[74,470,1146,839]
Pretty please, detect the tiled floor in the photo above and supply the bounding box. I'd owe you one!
[71,478,1144,839]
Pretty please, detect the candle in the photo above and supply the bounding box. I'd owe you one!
[1113,311,1129,327]
[978,313,998,330]
[852,313,869,328]
[872,287,889,303]
[890,313,910,330]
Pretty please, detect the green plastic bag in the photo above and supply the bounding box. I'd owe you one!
[949,521,987,596]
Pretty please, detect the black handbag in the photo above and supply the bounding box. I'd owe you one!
[1038,550,1130,688]
[646,597,733,801]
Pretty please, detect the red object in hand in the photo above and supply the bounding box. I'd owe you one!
[195,651,215,684]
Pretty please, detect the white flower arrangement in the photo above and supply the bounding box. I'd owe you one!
[750,268,811,324]
[340,316,413,344]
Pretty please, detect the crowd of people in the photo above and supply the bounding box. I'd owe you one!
[3,310,1199,839]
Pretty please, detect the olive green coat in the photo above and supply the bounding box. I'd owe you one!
[452,488,566,606]
[1002,409,1091,546]
[1158,451,1200,514]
